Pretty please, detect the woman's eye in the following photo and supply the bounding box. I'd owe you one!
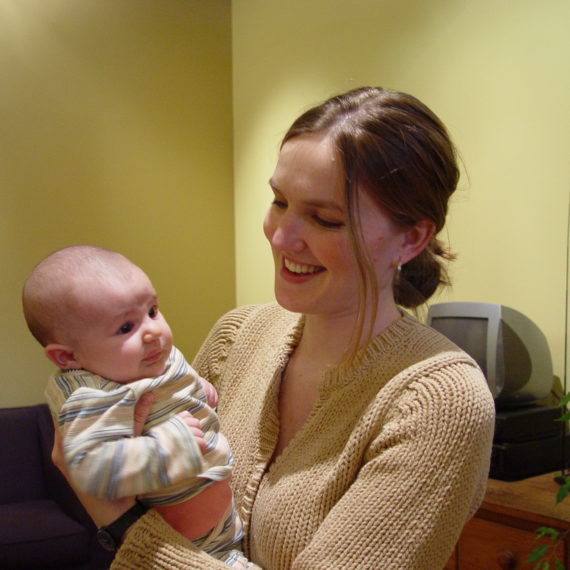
[271,199,287,209]
[117,322,134,335]
[149,306,158,318]
[314,216,343,229]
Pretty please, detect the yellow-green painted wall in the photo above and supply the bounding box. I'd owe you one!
[1,0,235,407]
[3,1,569,406]
[232,0,570,380]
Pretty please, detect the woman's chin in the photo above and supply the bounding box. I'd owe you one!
[274,291,305,314]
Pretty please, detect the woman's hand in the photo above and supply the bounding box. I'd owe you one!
[51,392,155,527]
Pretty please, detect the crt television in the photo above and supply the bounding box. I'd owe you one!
[426,302,553,409]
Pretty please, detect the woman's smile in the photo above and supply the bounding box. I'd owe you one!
[283,257,325,276]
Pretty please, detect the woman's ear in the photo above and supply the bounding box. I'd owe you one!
[400,220,436,265]
[44,344,81,370]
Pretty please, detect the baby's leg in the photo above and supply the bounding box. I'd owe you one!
[154,479,232,541]
[197,502,257,568]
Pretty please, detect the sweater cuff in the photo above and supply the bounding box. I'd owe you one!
[110,510,229,570]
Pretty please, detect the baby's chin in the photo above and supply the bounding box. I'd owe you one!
[141,359,170,380]
[106,364,169,384]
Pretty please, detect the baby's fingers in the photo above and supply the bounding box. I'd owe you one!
[177,410,201,428]
[176,410,207,454]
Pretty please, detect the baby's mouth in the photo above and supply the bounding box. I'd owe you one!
[144,349,163,364]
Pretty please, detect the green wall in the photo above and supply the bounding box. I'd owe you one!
[3,1,569,405]
[232,0,570,381]
[1,0,235,406]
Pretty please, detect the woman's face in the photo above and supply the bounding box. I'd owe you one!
[263,134,408,320]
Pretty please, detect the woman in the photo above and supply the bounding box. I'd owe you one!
[62,87,496,569]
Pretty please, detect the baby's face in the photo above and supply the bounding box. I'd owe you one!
[65,267,173,383]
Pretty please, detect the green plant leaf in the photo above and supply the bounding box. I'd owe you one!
[555,560,565,570]
[556,483,570,504]
[559,392,570,406]
[527,545,550,562]
[555,411,570,422]
[536,526,559,540]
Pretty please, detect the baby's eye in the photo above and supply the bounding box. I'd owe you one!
[149,305,159,319]
[117,322,134,335]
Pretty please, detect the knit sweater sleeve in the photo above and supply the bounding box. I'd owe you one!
[111,510,236,569]
[290,358,495,569]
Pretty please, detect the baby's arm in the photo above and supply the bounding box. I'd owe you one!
[53,394,238,559]
[59,386,207,499]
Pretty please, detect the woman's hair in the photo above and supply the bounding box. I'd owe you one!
[282,87,459,349]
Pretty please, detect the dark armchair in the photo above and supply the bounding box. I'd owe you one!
[0,404,113,569]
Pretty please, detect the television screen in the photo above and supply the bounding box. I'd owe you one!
[427,302,553,409]
[430,317,488,377]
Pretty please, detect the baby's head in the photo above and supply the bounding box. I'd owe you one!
[23,245,173,383]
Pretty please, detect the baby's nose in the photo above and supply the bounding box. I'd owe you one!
[142,322,160,343]
[143,331,157,343]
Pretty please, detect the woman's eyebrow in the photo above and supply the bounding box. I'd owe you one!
[305,198,344,212]
[268,178,344,212]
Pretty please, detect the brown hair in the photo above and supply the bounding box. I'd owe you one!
[282,87,459,347]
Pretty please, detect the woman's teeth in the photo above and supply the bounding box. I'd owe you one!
[284,258,321,274]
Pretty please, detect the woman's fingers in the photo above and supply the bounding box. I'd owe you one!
[51,422,66,471]
[134,392,155,436]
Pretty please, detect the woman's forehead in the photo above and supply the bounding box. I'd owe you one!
[272,135,345,203]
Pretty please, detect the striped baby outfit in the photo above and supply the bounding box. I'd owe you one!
[45,346,247,563]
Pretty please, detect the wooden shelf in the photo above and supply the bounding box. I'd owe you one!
[445,472,570,569]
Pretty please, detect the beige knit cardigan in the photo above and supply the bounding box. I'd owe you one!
[113,303,495,570]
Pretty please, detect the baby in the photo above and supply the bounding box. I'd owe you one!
[23,245,249,566]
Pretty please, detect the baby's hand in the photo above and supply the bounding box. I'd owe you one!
[176,410,207,454]
[199,377,218,409]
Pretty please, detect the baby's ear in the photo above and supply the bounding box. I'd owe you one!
[44,344,80,369]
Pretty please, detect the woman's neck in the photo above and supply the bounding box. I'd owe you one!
[299,299,402,366]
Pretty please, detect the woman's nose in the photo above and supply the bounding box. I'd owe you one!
[271,215,304,253]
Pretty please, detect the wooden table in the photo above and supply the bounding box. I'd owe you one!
[445,472,570,569]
